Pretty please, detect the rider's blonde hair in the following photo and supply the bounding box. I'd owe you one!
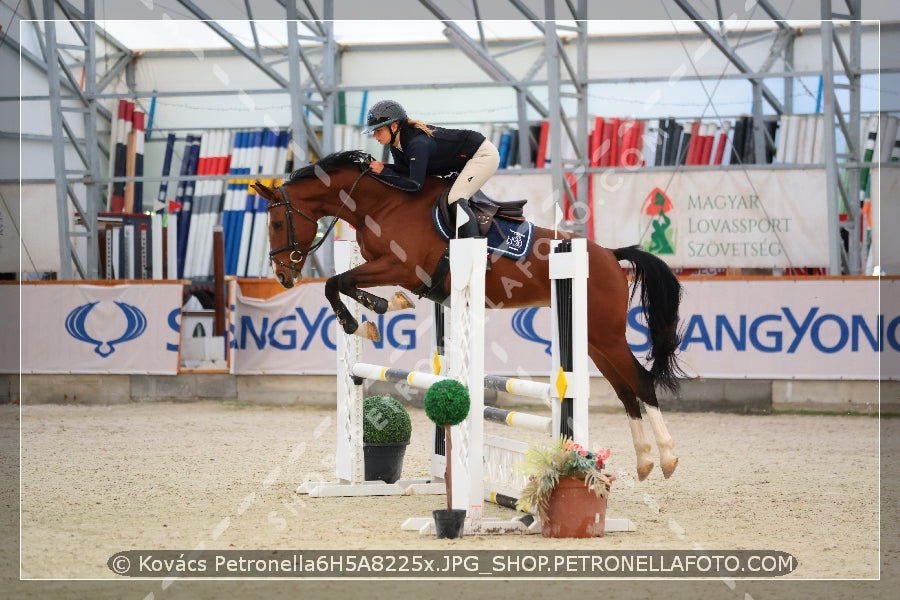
[405,118,434,136]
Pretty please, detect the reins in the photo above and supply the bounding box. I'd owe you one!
[267,165,370,274]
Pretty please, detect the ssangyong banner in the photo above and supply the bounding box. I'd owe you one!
[20,283,182,374]
[592,169,829,269]
[231,278,896,381]
[633,278,892,381]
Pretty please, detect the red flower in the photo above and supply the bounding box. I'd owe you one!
[595,448,611,469]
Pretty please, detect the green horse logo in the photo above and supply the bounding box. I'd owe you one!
[641,187,676,255]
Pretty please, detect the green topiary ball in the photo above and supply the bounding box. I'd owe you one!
[363,395,412,443]
[423,379,470,427]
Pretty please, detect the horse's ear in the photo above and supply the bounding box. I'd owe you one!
[251,180,271,200]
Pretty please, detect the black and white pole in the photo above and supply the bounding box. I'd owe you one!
[550,238,590,446]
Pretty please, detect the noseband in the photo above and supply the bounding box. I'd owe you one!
[267,167,369,274]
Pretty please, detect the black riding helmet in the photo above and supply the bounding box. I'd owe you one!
[362,100,408,136]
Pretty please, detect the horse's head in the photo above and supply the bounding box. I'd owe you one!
[254,150,374,288]
[251,181,321,288]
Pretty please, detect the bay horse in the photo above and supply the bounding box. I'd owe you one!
[252,150,684,481]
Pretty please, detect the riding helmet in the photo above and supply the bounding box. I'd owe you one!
[362,100,407,133]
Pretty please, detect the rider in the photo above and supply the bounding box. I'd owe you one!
[362,99,500,239]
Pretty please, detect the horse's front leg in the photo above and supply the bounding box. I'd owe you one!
[324,265,415,342]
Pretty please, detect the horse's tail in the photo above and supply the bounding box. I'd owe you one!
[614,245,685,393]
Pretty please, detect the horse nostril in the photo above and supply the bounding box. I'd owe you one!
[277,272,286,286]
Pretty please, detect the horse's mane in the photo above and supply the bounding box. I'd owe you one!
[287,150,373,182]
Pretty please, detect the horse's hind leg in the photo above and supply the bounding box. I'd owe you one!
[348,288,414,313]
[594,345,678,479]
[591,351,655,481]
[631,355,678,478]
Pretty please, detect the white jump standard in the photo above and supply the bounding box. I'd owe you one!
[296,242,445,498]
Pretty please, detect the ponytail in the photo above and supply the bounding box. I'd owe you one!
[404,118,434,137]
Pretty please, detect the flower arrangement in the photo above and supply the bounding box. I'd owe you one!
[515,436,613,520]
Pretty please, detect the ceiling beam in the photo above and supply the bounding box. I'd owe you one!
[673,0,786,114]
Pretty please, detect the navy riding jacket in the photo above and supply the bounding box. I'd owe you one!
[378,125,485,192]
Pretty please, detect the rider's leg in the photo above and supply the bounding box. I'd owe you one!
[447,139,501,203]
[447,139,500,243]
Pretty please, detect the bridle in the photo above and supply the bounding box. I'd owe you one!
[266,166,370,275]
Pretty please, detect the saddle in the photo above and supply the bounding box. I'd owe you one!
[412,186,533,305]
[436,186,527,237]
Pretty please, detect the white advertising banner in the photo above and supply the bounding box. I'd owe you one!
[638,278,893,381]
[231,278,896,380]
[19,283,182,374]
[231,281,557,376]
[592,168,830,269]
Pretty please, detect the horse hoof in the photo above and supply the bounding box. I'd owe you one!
[387,291,415,311]
[637,462,654,481]
[354,321,381,342]
[661,458,678,479]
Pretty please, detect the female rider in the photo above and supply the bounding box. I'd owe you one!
[363,99,500,239]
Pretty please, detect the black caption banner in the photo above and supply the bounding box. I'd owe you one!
[108,550,797,578]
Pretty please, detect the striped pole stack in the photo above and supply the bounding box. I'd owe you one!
[109,99,133,212]
[151,133,175,279]
[107,101,148,214]
[774,115,825,165]
[245,130,290,277]
[223,130,249,276]
[184,130,233,278]
[132,109,145,213]
[235,129,264,278]
[244,130,277,278]
[175,135,201,278]
[125,127,296,280]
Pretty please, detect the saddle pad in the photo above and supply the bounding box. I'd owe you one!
[432,201,535,261]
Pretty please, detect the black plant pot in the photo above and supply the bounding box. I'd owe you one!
[432,509,467,539]
[363,442,409,484]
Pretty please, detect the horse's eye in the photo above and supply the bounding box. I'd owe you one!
[272,221,284,231]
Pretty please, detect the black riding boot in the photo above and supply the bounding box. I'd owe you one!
[452,199,491,271]
[453,199,480,239]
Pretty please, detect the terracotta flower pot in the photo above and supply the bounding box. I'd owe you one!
[541,476,610,538]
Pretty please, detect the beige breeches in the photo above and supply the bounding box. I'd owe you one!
[447,139,500,203]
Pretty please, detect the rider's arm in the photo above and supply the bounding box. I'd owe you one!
[376,140,429,192]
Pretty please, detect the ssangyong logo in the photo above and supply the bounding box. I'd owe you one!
[65,301,147,357]
[511,308,551,355]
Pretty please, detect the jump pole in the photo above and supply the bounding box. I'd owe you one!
[349,363,554,434]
